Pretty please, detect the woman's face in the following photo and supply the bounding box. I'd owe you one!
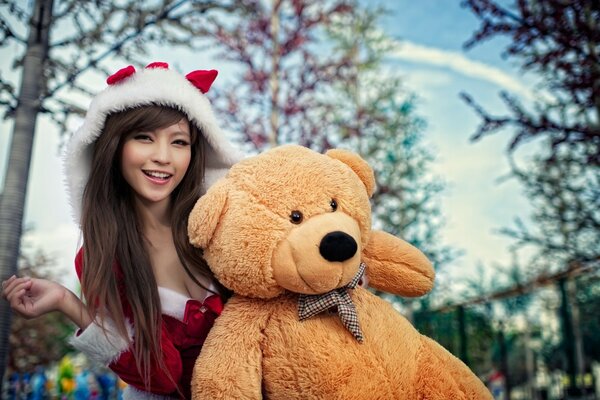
[120,118,192,208]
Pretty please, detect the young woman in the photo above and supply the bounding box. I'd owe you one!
[1,62,244,399]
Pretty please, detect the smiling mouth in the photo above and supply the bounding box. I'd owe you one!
[143,170,173,182]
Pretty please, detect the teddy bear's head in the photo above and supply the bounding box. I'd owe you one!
[188,145,378,299]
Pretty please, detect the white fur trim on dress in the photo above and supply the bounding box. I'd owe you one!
[158,281,219,321]
[158,287,190,321]
[69,316,133,367]
[63,67,244,223]
[122,385,173,400]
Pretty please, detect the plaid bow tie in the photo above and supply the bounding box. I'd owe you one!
[298,262,366,343]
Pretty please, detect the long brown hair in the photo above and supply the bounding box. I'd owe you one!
[80,105,214,390]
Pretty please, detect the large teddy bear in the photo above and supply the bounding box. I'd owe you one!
[188,145,491,399]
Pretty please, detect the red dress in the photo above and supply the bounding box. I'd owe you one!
[70,249,223,399]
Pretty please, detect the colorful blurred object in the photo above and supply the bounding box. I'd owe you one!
[57,355,75,397]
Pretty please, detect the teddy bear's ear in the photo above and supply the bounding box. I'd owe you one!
[188,180,229,249]
[325,149,375,198]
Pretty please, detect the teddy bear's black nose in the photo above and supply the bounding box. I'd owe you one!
[319,231,357,262]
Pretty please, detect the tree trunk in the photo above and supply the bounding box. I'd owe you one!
[558,278,580,397]
[568,276,587,397]
[0,0,54,387]
[457,305,469,367]
[524,325,537,400]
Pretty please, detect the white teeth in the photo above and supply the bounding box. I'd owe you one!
[145,171,171,179]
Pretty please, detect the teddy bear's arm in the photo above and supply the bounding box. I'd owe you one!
[362,230,435,297]
[192,296,271,400]
[415,335,493,399]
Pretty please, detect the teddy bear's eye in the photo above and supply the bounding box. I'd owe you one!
[290,210,303,224]
[330,199,338,212]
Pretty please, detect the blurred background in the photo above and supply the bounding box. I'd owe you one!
[0,0,598,399]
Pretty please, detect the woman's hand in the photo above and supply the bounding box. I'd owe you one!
[1,275,69,319]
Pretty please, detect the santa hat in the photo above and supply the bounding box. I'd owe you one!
[63,62,244,223]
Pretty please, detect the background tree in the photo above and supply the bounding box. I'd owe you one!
[323,5,455,272]
[462,0,599,165]
[0,0,240,386]
[500,152,599,272]
[461,3,600,391]
[539,274,600,374]
[460,0,600,272]
[201,0,353,152]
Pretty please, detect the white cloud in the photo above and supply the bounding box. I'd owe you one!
[391,41,535,100]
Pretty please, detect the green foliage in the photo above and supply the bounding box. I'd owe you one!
[414,305,495,376]
[464,308,495,375]
[414,308,457,354]
[539,275,600,369]
[577,276,600,363]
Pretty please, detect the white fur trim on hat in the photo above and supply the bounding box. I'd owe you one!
[63,66,244,224]
[69,316,133,366]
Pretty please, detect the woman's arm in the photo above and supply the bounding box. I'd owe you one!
[2,274,182,395]
[1,275,92,329]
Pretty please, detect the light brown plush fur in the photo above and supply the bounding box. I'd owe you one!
[188,145,492,399]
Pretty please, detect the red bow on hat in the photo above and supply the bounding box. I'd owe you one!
[146,61,169,69]
[106,62,218,93]
[106,65,136,85]
[185,69,218,94]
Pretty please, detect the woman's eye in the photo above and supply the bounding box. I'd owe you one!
[290,210,303,224]
[173,139,190,146]
[134,134,151,141]
[330,199,338,211]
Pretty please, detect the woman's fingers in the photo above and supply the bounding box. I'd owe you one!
[3,277,62,319]
[4,279,32,308]
[10,288,28,306]
[2,276,18,298]
[3,275,28,291]
[2,274,16,287]
[3,277,31,299]
[1,275,17,297]
[6,280,31,301]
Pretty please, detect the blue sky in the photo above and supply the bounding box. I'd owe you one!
[0,1,538,296]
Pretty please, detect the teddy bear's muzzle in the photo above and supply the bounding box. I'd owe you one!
[319,231,358,262]
[271,212,363,294]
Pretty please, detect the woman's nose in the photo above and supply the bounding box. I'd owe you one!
[151,141,171,164]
